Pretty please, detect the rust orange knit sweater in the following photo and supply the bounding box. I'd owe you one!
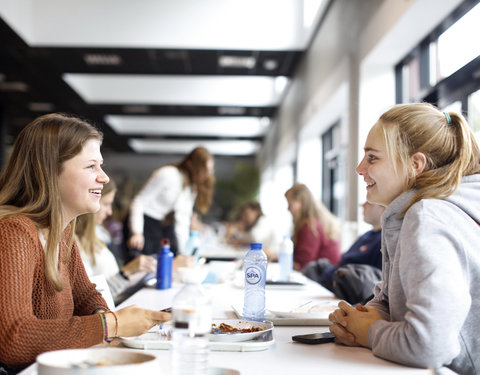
[0,215,108,369]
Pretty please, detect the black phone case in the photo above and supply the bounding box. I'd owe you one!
[292,332,335,344]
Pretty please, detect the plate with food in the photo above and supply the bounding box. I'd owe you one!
[210,319,273,342]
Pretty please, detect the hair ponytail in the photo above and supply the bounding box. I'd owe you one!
[379,103,480,215]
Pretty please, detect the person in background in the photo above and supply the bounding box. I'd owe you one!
[76,179,157,301]
[127,147,215,256]
[285,183,341,270]
[225,201,281,259]
[0,114,169,374]
[329,103,480,374]
[303,201,384,304]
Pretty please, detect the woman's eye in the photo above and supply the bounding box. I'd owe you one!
[367,155,377,162]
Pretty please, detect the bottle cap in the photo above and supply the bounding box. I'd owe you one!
[250,242,263,250]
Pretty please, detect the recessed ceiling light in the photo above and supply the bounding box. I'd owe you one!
[122,105,150,114]
[217,107,246,115]
[83,54,122,66]
[263,59,278,71]
[28,102,55,112]
[129,139,260,156]
[218,55,256,69]
[0,81,29,92]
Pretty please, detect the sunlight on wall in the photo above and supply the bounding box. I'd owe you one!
[259,165,294,239]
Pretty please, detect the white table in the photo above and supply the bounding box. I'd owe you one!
[113,271,430,375]
[19,268,432,375]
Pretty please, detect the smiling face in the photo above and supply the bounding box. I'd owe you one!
[356,122,408,206]
[58,139,109,225]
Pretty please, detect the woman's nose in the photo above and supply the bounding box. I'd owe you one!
[356,158,366,175]
[98,168,109,184]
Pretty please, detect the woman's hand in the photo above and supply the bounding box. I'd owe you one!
[108,305,171,338]
[128,233,145,250]
[329,302,359,346]
[329,301,383,347]
[121,255,157,277]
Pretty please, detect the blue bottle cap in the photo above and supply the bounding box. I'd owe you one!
[250,242,263,250]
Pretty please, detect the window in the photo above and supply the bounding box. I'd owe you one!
[436,2,480,80]
[322,122,341,216]
[396,0,480,135]
[468,88,480,140]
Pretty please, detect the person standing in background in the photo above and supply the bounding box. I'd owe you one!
[285,183,341,270]
[127,147,215,256]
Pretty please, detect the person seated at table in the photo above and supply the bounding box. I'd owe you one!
[303,201,384,304]
[0,113,170,375]
[329,103,480,374]
[285,183,341,270]
[76,179,157,300]
[225,201,281,259]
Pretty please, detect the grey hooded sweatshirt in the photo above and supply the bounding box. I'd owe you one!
[367,174,480,374]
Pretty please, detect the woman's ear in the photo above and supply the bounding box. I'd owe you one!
[411,152,427,176]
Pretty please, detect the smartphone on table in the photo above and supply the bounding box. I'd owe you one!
[292,332,335,344]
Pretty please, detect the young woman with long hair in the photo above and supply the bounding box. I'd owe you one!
[127,146,215,256]
[285,183,341,270]
[0,114,169,374]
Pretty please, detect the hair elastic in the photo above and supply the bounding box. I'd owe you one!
[444,112,452,125]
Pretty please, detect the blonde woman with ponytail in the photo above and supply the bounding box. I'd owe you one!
[329,103,480,374]
[0,114,169,374]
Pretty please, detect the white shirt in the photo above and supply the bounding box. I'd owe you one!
[129,165,196,253]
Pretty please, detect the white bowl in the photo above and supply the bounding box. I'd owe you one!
[36,348,159,375]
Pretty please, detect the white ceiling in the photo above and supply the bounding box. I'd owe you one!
[0,0,329,155]
[0,0,327,50]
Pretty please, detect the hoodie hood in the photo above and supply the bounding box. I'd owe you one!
[383,174,480,229]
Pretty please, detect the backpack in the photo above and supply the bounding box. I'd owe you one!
[332,264,382,304]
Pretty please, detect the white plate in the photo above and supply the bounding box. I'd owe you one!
[267,301,338,319]
[36,348,159,375]
[119,322,274,351]
[210,319,273,342]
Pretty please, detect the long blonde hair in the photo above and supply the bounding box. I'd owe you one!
[285,183,341,242]
[0,113,103,291]
[76,180,117,266]
[379,103,480,214]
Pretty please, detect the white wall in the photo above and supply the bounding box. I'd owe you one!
[260,0,464,246]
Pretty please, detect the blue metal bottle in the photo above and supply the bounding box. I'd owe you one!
[156,238,173,289]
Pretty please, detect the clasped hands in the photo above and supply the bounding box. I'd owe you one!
[328,301,383,347]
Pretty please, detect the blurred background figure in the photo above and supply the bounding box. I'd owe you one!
[224,201,281,259]
[126,147,215,257]
[285,183,341,270]
[303,201,384,304]
[75,180,157,304]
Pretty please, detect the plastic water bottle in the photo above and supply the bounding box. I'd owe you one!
[242,242,267,321]
[278,236,294,281]
[171,270,212,375]
[184,230,200,260]
[156,238,173,289]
